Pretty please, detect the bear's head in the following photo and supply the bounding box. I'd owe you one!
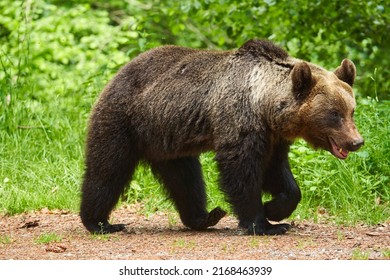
[292,59,364,159]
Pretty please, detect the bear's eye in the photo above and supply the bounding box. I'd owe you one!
[331,110,340,119]
[328,110,342,127]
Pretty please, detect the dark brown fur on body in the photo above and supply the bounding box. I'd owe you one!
[80,39,364,235]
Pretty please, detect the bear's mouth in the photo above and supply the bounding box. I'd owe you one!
[328,137,349,160]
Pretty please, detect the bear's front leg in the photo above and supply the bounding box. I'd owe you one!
[263,141,301,222]
[215,137,290,235]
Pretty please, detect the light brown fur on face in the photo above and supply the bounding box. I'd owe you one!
[297,60,364,159]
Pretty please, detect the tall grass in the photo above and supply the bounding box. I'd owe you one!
[0,28,87,214]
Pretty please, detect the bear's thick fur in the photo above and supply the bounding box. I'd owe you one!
[80,40,364,235]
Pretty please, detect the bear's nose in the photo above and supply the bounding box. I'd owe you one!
[350,138,364,151]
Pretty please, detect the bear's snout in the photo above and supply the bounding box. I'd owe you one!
[348,137,364,151]
[329,134,364,160]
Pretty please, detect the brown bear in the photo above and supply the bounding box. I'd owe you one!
[80,39,364,235]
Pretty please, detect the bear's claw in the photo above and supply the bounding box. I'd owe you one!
[203,207,227,228]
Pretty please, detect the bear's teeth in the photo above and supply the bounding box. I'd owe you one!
[339,148,343,153]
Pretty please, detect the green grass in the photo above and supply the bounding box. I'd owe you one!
[173,239,197,250]
[90,233,120,242]
[382,249,390,259]
[34,232,63,245]
[0,117,85,214]
[351,248,370,260]
[0,235,13,245]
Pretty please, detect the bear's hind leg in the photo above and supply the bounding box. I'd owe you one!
[81,161,136,234]
[150,157,226,230]
[80,117,138,234]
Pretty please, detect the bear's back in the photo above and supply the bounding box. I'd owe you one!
[105,46,231,98]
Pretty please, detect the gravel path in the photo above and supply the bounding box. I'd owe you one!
[1,206,389,260]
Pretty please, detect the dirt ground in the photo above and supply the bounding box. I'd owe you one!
[1,205,389,260]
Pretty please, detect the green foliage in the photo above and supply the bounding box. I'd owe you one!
[0,1,388,226]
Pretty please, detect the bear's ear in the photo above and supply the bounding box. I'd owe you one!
[334,59,356,86]
[291,62,313,101]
